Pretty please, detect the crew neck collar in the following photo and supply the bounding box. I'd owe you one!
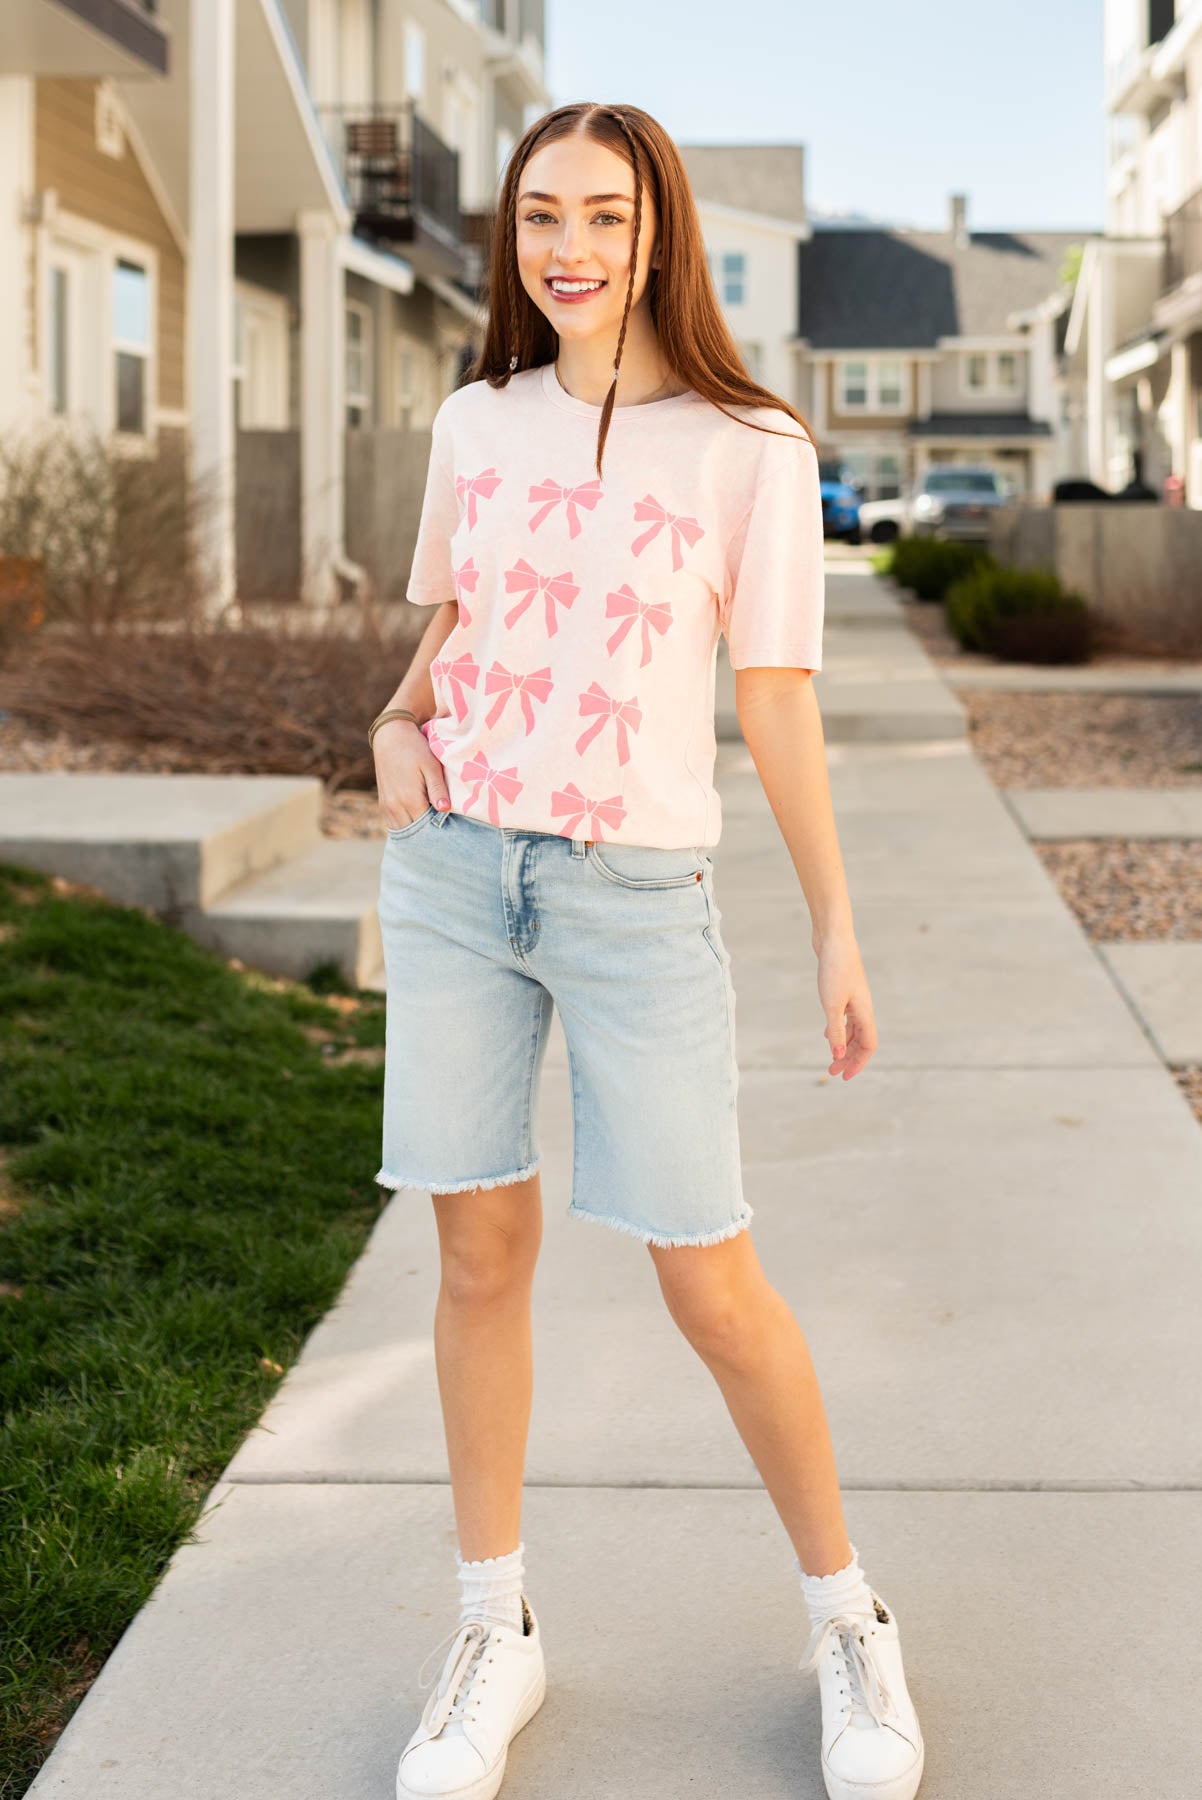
[538,360,697,419]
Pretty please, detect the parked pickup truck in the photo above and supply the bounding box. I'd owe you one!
[909,465,1006,541]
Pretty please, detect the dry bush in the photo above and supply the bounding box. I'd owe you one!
[0,419,207,632]
[1,608,427,793]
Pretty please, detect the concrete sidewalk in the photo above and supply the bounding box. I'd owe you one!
[28,571,1202,1799]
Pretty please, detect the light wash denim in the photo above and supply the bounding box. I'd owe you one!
[375,804,751,1248]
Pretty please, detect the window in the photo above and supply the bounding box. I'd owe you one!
[403,20,425,100]
[48,265,70,414]
[345,300,372,428]
[836,358,908,411]
[961,349,1024,396]
[113,256,151,435]
[721,251,746,305]
[841,361,868,407]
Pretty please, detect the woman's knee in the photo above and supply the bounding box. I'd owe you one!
[652,1247,774,1365]
[434,1181,541,1306]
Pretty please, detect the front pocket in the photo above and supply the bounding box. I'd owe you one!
[386,805,436,841]
[585,841,705,889]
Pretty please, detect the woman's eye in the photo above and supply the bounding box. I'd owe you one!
[524,212,624,226]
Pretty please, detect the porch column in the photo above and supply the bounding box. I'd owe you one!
[298,209,344,608]
[0,78,35,432]
[187,0,236,615]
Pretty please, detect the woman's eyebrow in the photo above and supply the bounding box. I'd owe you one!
[517,191,633,205]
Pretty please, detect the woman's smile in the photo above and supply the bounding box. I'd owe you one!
[544,275,609,304]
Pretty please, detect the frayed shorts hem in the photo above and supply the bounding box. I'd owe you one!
[566,1200,754,1249]
[375,1156,542,1195]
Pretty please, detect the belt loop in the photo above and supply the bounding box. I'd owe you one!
[571,837,586,859]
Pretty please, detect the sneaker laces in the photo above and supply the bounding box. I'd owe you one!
[416,1620,493,1735]
[798,1609,896,1729]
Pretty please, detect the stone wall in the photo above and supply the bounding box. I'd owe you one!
[990,504,1202,655]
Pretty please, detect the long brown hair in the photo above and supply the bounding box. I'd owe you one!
[462,102,819,479]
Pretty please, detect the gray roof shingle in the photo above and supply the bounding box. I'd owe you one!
[797,228,1093,348]
[678,145,808,224]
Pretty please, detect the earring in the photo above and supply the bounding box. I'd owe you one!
[508,354,518,371]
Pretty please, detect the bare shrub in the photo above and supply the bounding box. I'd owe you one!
[0,420,210,631]
[1,606,428,793]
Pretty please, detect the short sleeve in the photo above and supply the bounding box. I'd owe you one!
[406,405,459,606]
[721,429,824,671]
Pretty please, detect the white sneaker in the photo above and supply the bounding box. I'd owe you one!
[797,1592,925,1800]
[397,1596,546,1800]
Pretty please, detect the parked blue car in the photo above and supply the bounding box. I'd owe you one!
[818,459,863,544]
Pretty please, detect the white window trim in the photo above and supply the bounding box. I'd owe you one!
[345,297,373,420]
[44,209,159,454]
[835,356,910,415]
[958,347,1024,398]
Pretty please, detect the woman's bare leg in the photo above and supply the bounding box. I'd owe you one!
[431,1172,543,1561]
[647,1230,853,1576]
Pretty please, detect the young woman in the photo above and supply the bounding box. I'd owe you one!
[369,102,924,1800]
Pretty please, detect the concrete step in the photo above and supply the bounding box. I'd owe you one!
[189,837,384,988]
[1006,786,1202,840]
[0,772,322,910]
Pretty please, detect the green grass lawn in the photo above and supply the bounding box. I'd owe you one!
[0,862,389,1797]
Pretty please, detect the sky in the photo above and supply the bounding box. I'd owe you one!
[544,0,1105,234]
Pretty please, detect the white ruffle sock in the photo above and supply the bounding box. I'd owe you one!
[456,1541,526,1633]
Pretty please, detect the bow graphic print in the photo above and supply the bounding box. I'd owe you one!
[527,478,603,538]
[484,662,554,733]
[455,468,502,529]
[575,682,642,765]
[550,782,627,841]
[604,584,673,667]
[462,751,524,824]
[431,650,479,722]
[630,495,705,570]
[452,555,480,625]
[503,559,579,636]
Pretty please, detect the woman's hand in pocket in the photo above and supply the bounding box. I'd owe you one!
[373,718,450,830]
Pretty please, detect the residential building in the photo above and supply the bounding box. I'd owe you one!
[1065,0,1202,503]
[677,144,812,406]
[0,0,550,611]
[681,143,1090,504]
[794,198,1091,503]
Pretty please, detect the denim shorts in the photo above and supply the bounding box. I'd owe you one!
[375,804,751,1248]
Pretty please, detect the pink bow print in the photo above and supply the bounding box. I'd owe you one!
[630,495,705,570]
[605,584,673,667]
[453,555,479,625]
[456,467,502,529]
[431,650,479,722]
[550,782,627,842]
[503,559,579,636]
[422,720,448,760]
[528,477,603,538]
[575,682,642,765]
[462,751,523,824]
[484,662,554,734]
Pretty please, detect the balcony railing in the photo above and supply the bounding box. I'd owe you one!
[1164,187,1202,293]
[317,103,462,253]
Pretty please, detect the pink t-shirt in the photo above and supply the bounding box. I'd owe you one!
[406,360,824,848]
